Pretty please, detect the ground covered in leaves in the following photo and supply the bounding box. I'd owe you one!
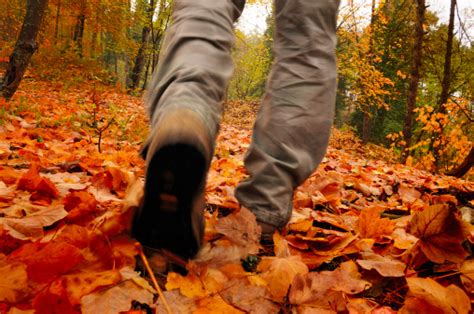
[0,77,473,313]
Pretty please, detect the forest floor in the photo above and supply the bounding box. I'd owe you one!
[0,76,473,313]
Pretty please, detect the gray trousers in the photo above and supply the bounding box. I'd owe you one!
[147,0,339,229]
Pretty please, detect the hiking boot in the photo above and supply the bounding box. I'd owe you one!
[132,109,212,259]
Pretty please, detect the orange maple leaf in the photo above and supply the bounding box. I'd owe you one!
[357,207,395,239]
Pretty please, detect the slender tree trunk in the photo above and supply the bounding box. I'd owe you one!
[1,0,49,100]
[438,0,456,113]
[401,0,425,163]
[129,26,151,89]
[361,0,377,145]
[129,0,155,90]
[90,0,101,58]
[362,112,371,144]
[54,0,61,44]
[433,0,456,170]
[73,1,86,57]
[447,146,474,177]
[142,55,151,90]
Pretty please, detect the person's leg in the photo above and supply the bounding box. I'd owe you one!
[146,0,245,144]
[133,0,245,259]
[235,0,340,235]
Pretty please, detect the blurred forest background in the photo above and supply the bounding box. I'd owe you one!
[0,0,472,178]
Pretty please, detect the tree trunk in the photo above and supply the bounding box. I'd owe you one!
[433,0,456,169]
[129,0,155,90]
[361,0,377,145]
[1,0,49,100]
[54,0,61,44]
[73,1,86,57]
[362,112,371,144]
[129,26,151,89]
[401,0,425,163]
[142,55,151,90]
[438,0,456,113]
[73,14,86,57]
[447,146,474,177]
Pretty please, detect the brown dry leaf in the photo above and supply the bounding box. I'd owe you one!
[80,280,154,314]
[289,261,370,306]
[63,270,121,304]
[273,232,291,257]
[119,267,156,293]
[0,260,28,303]
[289,273,346,311]
[347,298,381,313]
[400,296,443,314]
[398,184,421,204]
[195,240,254,267]
[356,251,405,277]
[215,207,261,247]
[155,290,197,314]
[401,277,471,314]
[391,227,418,250]
[410,204,468,263]
[220,279,279,314]
[0,205,68,240]
[258,255,309,300]
[357,207,395,239]
[460,259,474,293]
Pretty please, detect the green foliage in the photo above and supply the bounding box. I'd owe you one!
[227,30,272,101]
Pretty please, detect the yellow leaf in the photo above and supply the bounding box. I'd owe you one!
[166,272,206,298]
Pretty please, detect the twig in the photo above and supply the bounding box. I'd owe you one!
[135,242,172,314]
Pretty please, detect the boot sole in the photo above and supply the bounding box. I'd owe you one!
[132,143,206,259]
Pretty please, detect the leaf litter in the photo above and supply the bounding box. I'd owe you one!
[0,79,473,313]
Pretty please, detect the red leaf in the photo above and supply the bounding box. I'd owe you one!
[17,164,59,199]
[8,242,83,283]
[63,191,98,223]
[33,278,79,314]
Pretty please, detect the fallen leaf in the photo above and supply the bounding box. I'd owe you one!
[215,207,261,247]
[17,164,59,199]
[356,251,405,277]
[410,204,468,263]
[155,290,197,314]
[63,270,122,304]
[194,294,243,314]
[398,184,421,204]
[63,191,98,223]
[80,280,153,314]
[460,259,474,293]
[8,242,83,283]
[33,278,78,314]
[289,261,371,306]
[0,206,68,240]
[258,255,309,300]
[220,279,279,314]
[401,277,471,314]
[165,271,207,298]
[0,260,28,303]
[357,207,395,239]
